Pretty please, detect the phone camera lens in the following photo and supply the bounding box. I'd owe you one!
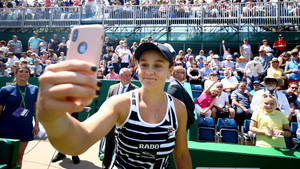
[78,42,88,54]
[72,29,78,42]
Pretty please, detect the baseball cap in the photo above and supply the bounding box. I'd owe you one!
[278,34,283,37]
[134,43,173,66]
[253,81,260,85]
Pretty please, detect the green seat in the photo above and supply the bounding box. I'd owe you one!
[0,138,20,169]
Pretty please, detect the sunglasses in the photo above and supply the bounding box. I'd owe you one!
[291,87,298,90]
[217,86,223,88]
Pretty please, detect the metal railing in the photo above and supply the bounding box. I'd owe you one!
[0,2,299,32]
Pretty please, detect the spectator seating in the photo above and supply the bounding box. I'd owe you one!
[241,119,255,145]
[0,138,20,169]
[191,84,203,101]
[217,118,239,144]
[197,117,215,142]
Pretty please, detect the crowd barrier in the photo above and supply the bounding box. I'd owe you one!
[0,2,299,30]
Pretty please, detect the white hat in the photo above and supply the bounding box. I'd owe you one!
[226,55,233,60]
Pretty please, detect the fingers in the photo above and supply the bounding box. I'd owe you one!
[48,83,97,99]
[45,60,97,74]
[41,71,99,90]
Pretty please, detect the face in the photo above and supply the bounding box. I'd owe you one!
[138,50,172,88]
[271,61,279,67]
[16,67,30,82]
[216,84,223,92]
[210,90,218,97]
[120,69,132,85]
[239,83,246,92]
[289,84,298,92]
[262,97,276,113]
[174,68,186,82]
[253,84,261,90]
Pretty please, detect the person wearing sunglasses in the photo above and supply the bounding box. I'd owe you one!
[282,82,299,123]
[251,76,290,119]
[250,91,291,149]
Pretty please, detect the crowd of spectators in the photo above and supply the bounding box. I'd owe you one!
[0,0,299,21]
[0,32,300,148]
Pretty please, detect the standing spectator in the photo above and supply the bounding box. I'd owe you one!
[28,32,42,54]
[113,38,119,50]
[212,82,235,121]
[130,42,138,53]
[244,57,263,88]
[100,68,138,169]
[103,36,113,54]
[147,35,153,43]
[0,66,40,168]
[57,37,67,56]
[48,34,60,54]
[195,80,218,118]
[250,91,291,149]
[7,35,22,59]
[231,81,252,126]
[282,82,299,123]
[119,43,132,69]
[222,40,231,60]
[251,76,290,117]
[273,34,287,57]
[240,38,253,61]
[258,46,273,78]
[285,49,300,85]
[39,36,48,55]
[168,65,195,129]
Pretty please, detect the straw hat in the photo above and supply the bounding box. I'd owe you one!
[261,76,284,87]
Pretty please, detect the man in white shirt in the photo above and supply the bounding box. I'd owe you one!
[212,82,236,121]
[250,76,290,116]
[118,43,132,69]
[5,52,19,68]
[221,69,239,95]
[244,56,263,88]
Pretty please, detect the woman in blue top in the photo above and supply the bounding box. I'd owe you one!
[0,66,39,168]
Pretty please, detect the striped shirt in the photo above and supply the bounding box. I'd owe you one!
[110,89,178,169]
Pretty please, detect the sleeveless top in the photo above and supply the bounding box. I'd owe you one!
[110,89,178,169]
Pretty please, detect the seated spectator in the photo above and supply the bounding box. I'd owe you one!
[267,57,287,88]
[195,80,218,118]
[196,56,205,69]
[221,69,239,96]
[210,54,221,72]
[104,66,120,80]
[212,82,235,122]
[204,71,218,90]
[250,80,262,96]
[244,56,263,88]
[221,55,234,72]
[282,82,299,123]
[250,91,291,149]
[195,50,206,62]
[20,52,30,63]
[285,49,300,85]
[186,55,195,68]
[185,48,194,61]
[235,55,247,80]
[260,39,274,57]
[231,81,252,126]
[187,62,201,85]
[206,50,214,63]
[278,52,290,70]
[251,76,290,118]
[5,52,19,68]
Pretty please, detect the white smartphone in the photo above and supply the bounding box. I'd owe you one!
[66,25,104,68]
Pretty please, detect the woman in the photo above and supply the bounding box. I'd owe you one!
[260,39,273,57]
[278,52,290,70]
[0,66,39,168]
[187,61,201,85]
[36,43,192,168]
[250,91,291,148]
[235,55,247,80]
[240,38,253,61]
[267,57,286,88]
[195,80,218,118]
